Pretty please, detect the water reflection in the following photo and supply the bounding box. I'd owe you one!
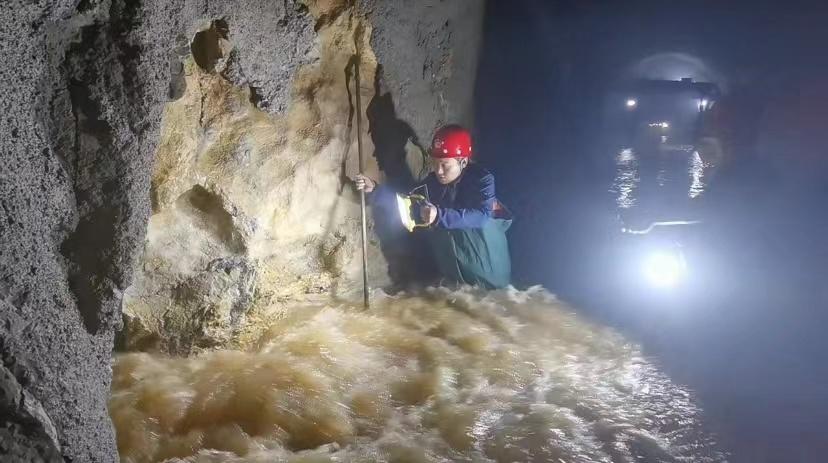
[688,150,706,199]
[611,146,710,214]
[611,148,639,209]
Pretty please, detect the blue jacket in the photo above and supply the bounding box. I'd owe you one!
[420,163,496,229]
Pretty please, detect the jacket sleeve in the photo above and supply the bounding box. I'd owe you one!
[435,172,495,229]
[367,182,390,207]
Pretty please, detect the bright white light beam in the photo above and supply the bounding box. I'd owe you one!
[643,251,686,288]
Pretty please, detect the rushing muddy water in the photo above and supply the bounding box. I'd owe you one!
[110,286,725,462]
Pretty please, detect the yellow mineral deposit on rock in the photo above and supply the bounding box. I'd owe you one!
[122,5,390,354]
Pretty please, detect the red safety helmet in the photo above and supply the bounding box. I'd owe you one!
[430,124,472,159]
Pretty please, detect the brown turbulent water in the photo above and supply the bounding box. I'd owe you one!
[109,286,726,462]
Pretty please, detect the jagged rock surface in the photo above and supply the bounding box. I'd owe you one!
[122,0,485,355]
[0,0,482,460]
[122,8,387,354]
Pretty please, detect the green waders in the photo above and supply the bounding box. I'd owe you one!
[427,216,512,289]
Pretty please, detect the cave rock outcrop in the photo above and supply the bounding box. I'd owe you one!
[0,0,483,460]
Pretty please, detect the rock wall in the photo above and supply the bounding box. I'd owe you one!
[0,0,483,460]
[122,6,386,355]
[1,0,175,460]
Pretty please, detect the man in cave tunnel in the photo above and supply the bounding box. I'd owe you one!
[356,125,513,289]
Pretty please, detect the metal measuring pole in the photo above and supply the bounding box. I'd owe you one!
[354,42,370,309]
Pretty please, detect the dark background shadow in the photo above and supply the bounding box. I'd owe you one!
[475,1,828,461]
[355,62,436,287]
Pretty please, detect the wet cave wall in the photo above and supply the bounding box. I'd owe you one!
[0,0,484,461]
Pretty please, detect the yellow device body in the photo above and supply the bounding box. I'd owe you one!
[395,193,430,232]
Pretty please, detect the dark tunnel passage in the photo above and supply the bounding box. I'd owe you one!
[475,1,828,461]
